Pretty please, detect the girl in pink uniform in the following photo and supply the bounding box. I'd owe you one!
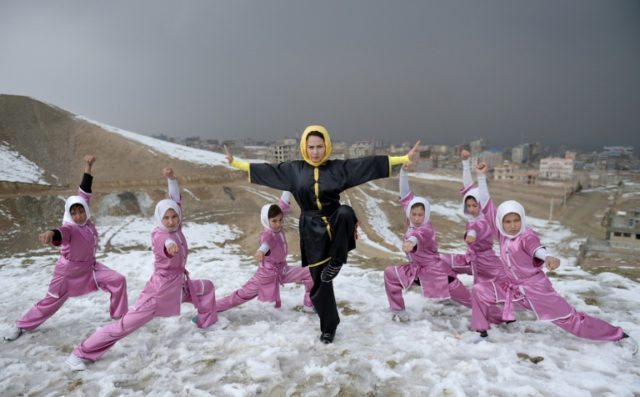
[216,191,314,313]
[66,167,221,370]
[469,164,637,353]
[5,155,128,342]
[442,150,503,284]
[383,165,471,322]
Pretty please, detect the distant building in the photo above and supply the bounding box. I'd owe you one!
[493,161,538,184]
[598,146,634,171]
[270,139,299,162]
[469,138,486,155]
[539,157,574,180]
[473,148,504,170]
[331,141,347,159]
[607,209,640,250]
[348,141,375,158]
[511,143,530,164]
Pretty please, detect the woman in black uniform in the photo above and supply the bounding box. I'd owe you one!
[225,125,419,343]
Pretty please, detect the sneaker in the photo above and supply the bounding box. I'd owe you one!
[617,334,638,356]
[319,330,336,344]
[65,353,87,371]
[4,326,23,342]
[301,305,316,314]
[391,311,410,323]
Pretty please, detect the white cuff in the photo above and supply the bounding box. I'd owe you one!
[165,239,177,249]
[167,179,180,201]
[466,230,477,238]
[258,243,270,253]
[406,236,418,247]
[280,191,291,203]
[534,247,549,261]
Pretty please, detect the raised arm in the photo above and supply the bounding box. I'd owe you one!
[279,191,292,217]
[461,150,473,189]
[163,167,181,205]
[78,155,95,204]
[476,162,490,208]
[399,164,411,200]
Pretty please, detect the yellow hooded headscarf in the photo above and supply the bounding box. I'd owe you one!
[300,125,333,166]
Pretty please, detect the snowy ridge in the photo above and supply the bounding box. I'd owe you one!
[0,141,48,184]
[74,115,262,167]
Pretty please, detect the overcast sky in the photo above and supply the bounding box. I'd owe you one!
[1,1,639,150]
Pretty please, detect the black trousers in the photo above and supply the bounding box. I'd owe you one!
[309,205,357,335]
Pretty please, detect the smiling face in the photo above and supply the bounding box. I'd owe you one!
[306,135,326,164]
[162,208,180,231]
[502,212,522,236]
[410,204,425,227]
[465,196,480,217]
[70,204,87,225]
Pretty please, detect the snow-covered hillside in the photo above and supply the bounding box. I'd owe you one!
[0,141,48,185]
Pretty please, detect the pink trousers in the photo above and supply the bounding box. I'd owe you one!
[74,278,216,361]
[383,265,471,311]
[17,263,128,330]
[217,266,313,312]
[471,281,624,341]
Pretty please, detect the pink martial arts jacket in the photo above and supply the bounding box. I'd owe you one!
[490,200,573,322]
[255,193,292,306]
[395,192,457,299]
[48,189,102,298]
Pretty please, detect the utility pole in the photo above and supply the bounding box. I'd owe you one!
[549,198,554,221]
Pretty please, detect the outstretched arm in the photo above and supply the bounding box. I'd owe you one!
[461,150,473,188]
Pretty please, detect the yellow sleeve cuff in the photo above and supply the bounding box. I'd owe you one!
[230,158,250,172]
[389,155,410,166]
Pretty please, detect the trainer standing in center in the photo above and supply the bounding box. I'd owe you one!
[225,125,419,343]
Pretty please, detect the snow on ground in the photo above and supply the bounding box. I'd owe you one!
[1,209,639,396]
[0,141,48,184]
[411,172,462,183]
[354,187,403,249]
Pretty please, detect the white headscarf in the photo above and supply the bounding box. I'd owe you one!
[63,195,90,225]
[154,199,182,231]
[496,200,526,239]
[405,196,431,227]
[260,203,282,231]
[462,187,482,218]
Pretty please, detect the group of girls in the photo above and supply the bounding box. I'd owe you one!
[383,149,637,352]
[4,126,636,372]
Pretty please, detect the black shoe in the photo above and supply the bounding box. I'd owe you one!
[320,331,336,344]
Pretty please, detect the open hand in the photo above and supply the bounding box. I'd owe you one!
[407,141,421,163]
[224,144,234,164]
